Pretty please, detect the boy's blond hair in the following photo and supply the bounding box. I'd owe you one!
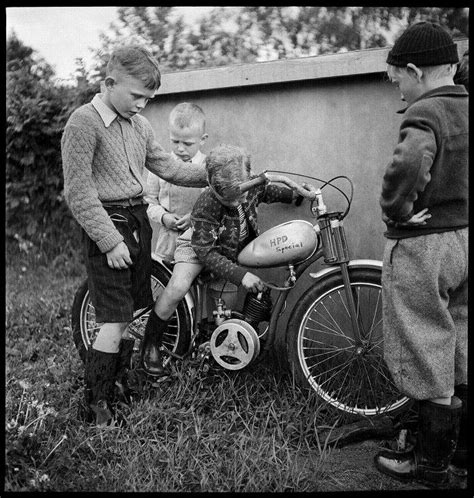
[206,144,251,200]
[169,103,206,133]
[106,45,161,91]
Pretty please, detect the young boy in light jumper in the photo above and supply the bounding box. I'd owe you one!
[139,144,308,376]
[145,103,207,263]
[61,45,207,426]
[373,22,468,487]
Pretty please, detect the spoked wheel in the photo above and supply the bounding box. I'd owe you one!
[287,268,411,418]
[71,260,192,365]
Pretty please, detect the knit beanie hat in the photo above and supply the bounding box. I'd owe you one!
[387,21,459,67]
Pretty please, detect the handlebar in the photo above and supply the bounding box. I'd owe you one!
[238,172,268,192]
[239,170,353,219]
[239,171,318,202]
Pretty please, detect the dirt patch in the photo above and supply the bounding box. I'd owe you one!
[315,439,467,492]
[316,440,425,491]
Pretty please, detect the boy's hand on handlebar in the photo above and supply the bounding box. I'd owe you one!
[265,173,317,201]
[295,182,318,204]
[106,241,132,269]
[241,272,266,293]
[300,182,318,199]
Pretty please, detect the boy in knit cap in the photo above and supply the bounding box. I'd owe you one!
[145,103,207,263]
[373,22,468,486]
[61,46,207,426]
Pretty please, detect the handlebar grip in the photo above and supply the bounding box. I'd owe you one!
[239,172,268,193]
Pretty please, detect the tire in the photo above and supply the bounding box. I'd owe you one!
[286,267,411,418]
[71,260,192,364]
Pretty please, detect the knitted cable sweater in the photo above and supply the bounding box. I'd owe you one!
[61,99,207,253]
[190,183,295,286]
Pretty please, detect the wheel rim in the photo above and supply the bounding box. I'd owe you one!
[297,280,409,416]
[79,275,182,360]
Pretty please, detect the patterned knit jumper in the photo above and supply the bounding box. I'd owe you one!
[61,98,207,253]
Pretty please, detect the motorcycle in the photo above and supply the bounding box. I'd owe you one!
[71,171,410,419]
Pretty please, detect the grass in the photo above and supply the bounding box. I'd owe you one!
[5,242,339,492]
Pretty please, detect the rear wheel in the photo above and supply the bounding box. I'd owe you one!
[287,268,411,418]
[71,260,192,365]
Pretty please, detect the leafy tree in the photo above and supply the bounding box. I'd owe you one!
[6,32,88,256]
[87,6,468,74]
[232,7,468,59]
[402,7,469,37]
[87,6,185,80]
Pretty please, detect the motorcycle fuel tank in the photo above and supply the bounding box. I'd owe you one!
[238,220,318,268]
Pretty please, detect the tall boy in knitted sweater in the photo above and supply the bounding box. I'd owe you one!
[61,46,207,426]
[373,22,468,486]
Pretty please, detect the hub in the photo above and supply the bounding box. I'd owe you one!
[209,319,260,370]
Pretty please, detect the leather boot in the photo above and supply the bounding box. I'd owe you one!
[374,397,462,486]
[452,384,468,468]
[84,348,119,426]
[115,338,138,405]
[139,311,167,377]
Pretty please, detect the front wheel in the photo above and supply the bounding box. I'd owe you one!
[71,260,192,365]
[286,267,411,418]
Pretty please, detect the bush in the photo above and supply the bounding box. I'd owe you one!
[6,33,98,260]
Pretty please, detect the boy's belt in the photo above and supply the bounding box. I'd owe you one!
[102,197,146,207]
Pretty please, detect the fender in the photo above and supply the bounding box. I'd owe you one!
[309,259,383,281]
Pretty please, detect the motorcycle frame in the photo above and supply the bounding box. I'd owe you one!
[160,245,383,357]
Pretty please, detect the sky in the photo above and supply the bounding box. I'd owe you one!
[6,6,212,85]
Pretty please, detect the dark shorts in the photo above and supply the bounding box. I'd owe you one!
[83,204,153,323]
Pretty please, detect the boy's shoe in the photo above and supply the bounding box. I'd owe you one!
[115,338,139,405]
[89,399,116,426]
[452,384,468,469]
[374,397,462,487]
[84,348,119,427]
[140,311,168,377]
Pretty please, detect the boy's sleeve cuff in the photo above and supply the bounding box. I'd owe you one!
[147,204,167,224]
[229,266,248,287]
[96,231,125,253]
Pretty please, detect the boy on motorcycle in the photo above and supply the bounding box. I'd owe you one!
[140,144,309,376]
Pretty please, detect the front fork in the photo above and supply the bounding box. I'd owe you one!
[339,261,363,346]
[317,211,364,346]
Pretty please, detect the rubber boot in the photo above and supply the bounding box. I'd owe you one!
[452,384,468,469]
[115,338,138,405]
[374,397,462,487]
[139,311,167,377]
[84,348,119,427]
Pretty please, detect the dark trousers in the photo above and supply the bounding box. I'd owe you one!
[83,204,153,323]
